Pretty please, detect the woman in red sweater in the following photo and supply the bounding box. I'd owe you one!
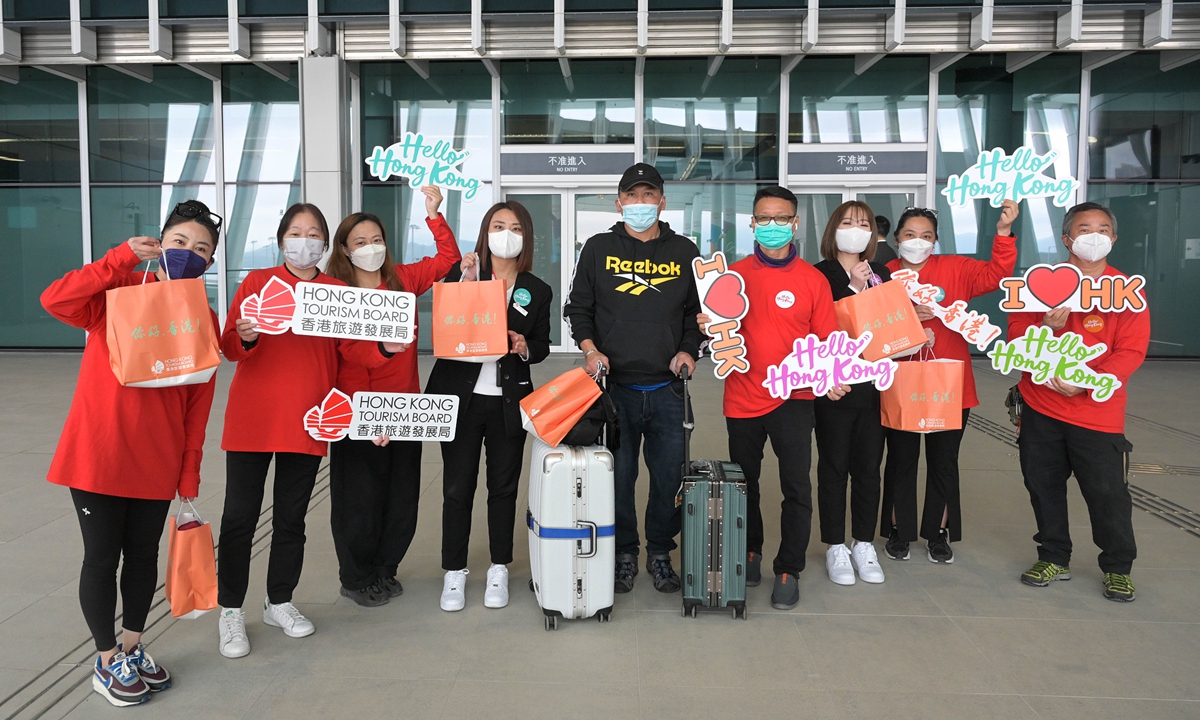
[40,200,221,707]
[216,203,401,659]
[881,200,1019,564]
[321,186,461,607]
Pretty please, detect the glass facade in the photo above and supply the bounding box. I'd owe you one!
[789,56,929,144]
[502,60,635,145]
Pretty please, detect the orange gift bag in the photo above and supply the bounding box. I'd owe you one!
[165,501,218,619]
[834,280,926,361]
[432,280,510,360]
[105,276,220,387]
[880,357,964,433]
[519,367,603,447]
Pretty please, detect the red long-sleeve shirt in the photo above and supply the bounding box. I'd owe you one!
[336,214,461,395]
[723,255,839,419]
[40,243,217,500]
[887,234,1018,409]
[1008,264,1149,434]
[221,267,390,457]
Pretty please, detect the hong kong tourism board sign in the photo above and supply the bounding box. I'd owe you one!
[942,146,1078,208]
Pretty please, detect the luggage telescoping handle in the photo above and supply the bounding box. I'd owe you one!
[681,363,693,468]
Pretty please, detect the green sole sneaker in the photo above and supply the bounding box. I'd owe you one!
[1021,561,1071,587]
[1103,573,1136,602]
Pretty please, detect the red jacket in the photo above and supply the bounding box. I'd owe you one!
[336,214,461,395]
[887,234,1018,409]
[723,254,839,419]
[221,267,390,456]
[1008,264,1149,434]
[40,243,217,500]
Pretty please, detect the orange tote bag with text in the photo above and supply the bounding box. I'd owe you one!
[105,277,220,387]
[834,279,925,361]
[432,279,510,360]
[879,358,964,433]
[519,368,603,447]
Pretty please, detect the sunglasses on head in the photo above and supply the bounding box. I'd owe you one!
[902,206,939,219]
[171,202,223,231]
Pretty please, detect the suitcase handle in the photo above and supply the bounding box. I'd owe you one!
[576,521,599,558]
[681,364,693,468]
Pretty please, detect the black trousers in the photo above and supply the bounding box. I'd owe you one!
[217,451,322,608]
[726,400,815,576]
[815,396,885,545]
[70,489,171,652]
[881,408,970,543]
[329,437,422,590]
[1018,404,1137,574]
[440,394,526,571]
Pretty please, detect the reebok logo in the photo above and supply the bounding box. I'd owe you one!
[604,256,681,295]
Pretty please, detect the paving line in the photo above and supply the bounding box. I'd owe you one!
[0,465,331,720]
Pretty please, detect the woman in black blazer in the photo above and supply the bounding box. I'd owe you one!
[424,200,552,613]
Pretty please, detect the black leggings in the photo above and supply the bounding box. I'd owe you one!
[70,489,171,653]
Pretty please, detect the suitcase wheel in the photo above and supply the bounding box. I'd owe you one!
[691,605,698,619]
[597,609,612,623]
[528,579,535,592]
[544,615,558,631]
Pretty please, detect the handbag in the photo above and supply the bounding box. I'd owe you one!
[165,500,218,619]
[834,279,926,361]
[879,349,964,433]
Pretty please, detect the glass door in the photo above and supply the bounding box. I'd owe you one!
[789,186,920,263]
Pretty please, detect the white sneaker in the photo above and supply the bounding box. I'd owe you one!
[218,607,250,659]
[483,564,509,609]
[851,541,886,584]
[826,544,856,586]
[440,569,468,612]
[262,600,315,638]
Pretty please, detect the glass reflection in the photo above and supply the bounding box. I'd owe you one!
[224,183,301,303]
[223,64,301,183]
[657,184,764,261]
[789,56,928,144]
[0,67,80,183]
[502,60,635,145]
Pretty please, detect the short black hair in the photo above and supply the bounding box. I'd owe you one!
[753,186,798,213]
[874,215,891,238]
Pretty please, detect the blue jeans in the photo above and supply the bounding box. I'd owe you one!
[610,382,687,557]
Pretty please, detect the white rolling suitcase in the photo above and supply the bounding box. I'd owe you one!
[526,436,616,630]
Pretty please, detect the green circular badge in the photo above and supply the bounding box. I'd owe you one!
[932,286,946,303]
[514,288,532,307]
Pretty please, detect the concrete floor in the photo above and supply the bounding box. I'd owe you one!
[1,352,1199,720]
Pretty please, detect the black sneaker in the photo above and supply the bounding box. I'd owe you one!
[884,525,910,561]
[746,551,762,587]
[770,572,800,610]
[615,552,637,594]
[647,553,681,593]
[340,581,389,607]
[378,576,404,598]
[926,528,954,564]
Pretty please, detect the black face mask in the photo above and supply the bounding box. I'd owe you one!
[162,248,209,280]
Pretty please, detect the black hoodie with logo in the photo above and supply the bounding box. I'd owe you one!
[564,221,703,387]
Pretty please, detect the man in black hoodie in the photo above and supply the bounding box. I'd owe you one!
[564,163,703,594]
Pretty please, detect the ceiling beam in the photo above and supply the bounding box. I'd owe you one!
[0,65,18,84]
[719,0,732,54]
[108,64,154,83]
[34,64,86,82]
[149,0,172,59]
[637,0,648,54]
[803,0,818,53]
[70,0,97,61]
[471,0,485,55]
[1081,51,1133,72]
[180,63,221,82]
[970,0,993,50]
[855,53,885,75]
[885,0,905,52]
[1055,0,1082,48]
[253,62,291,81]
[228,0,250,58]
[389,0,405,56]
[1143,0,1173,47]
[1160,50,1200,72]
[0,2,21,62]
[1006,51,1050,74]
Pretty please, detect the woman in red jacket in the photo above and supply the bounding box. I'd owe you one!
[322,186,461,607]
[40,200,221,707]
[881,200,1019,564]
[216,203,401,659]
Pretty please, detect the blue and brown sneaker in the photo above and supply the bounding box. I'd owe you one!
[1103,573,1136,602]
[125,643,171,692]
[614,552,638,594]
[1020,561,1071,587]
[646,552,681,593]
[746,551,762,587]
[92,652,151,707]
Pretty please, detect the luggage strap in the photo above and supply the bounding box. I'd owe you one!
[527,514,615,539]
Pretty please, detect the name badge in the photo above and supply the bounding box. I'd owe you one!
[513,302,528,316]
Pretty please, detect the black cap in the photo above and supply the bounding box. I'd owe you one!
[618,163,665,192]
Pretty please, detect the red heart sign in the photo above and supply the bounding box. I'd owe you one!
[1025,265,1080,309]
[704,273,748,320]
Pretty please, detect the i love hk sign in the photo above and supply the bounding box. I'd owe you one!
[891,269,1001,351]
[942,147,1078,208]
[762,331,897,400]
[998,263,1146,313]
[987,325,1121,401]
[693,251,750,379]
[365,132,482,201]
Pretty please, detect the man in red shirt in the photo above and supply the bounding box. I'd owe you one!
[1009,202,1150,602]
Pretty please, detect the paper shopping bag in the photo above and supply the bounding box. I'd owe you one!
[165,502,218,619]
[519,367,603,447]
[879,359,964,433]
[432,280,510,360]
[105,278,220,387]
[834,280,926,361]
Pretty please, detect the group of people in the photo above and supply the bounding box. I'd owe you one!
[40,160,1148,709]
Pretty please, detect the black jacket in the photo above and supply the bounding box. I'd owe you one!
[424,261,553,438]
[814,258,893,409]
[563,221,703,386]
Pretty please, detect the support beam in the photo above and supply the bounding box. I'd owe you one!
[1056,0,1082,49]
[930,52,966,74]
[885,0,905,52]
[719,0,732,54]
[229,0,250,58]
[405,59,430,79]
[471,0,485,56]
[1006,52,1050,74]
[0,3,21,62]
[782,54,803,75]
[635,55,644,76]
[149,0,173,59]
[307,0,332,56]
[1081,51,1133,72]
[300,56,352,228]
[637,0,648,54]
[1161,50,1200,72]
[180,63,222,82]
[970,0,993,50]
[35,64,86,82]
[559,57,573,93]
[70,0,97,61]
[700,55,723,94]
[480,58,499,79]
[253,62,291,81]
[0,65,18,84]
[389,0,406,56]
[108,64,154,83]
[1143,0,1172,47]
[554,0,565,56]
[803,0,818,53]
[855,54,885,75]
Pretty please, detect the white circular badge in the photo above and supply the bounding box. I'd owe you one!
[775,290,795,309]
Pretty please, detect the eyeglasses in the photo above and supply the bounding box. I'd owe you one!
[902,206,939,219]
[171,202,223,230]
[753,215,796,226]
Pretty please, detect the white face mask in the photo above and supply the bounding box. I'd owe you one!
[1070,232,1113,263]
[488,229,524,259]
[283,237,325,270]
[898,239,934,264]
[349,244,386,272]
[835,226,872,255]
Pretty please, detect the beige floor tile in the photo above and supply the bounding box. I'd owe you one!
[63,673,275,720]
[1023,696,1200,720]
[822,691,1038,720]
[641,685,841,720]
[452,681,633,720]
[246,676,451,720]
